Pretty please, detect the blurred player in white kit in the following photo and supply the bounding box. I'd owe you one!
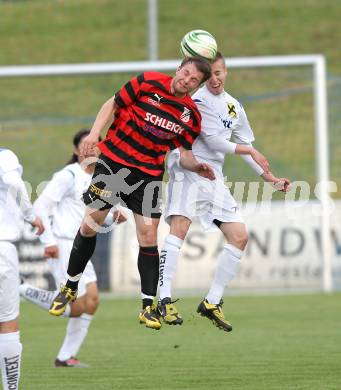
[0,148,44,389]
[157,52,291,331]
[19,129,126,367]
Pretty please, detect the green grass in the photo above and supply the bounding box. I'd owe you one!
[20,293,341,389]
[0,0,340,71]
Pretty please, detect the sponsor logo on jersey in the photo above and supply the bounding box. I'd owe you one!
[143,124,176,139]
[217,111,233,129]
[227,103,237,118]
[222,119,233,129]
[147,93,163,107]
[180,107,191,123]
[90,184,112,198]
[144,112,184,134]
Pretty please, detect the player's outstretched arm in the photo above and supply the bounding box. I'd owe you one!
[236,145,290,192]
[81,97,117,157]
[235,144,270,174]
[261,171,291,192]
[178,147,215,180]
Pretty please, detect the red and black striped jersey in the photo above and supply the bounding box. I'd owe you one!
[98,72,201,176]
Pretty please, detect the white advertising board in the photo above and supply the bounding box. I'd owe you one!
[110,201,341,293]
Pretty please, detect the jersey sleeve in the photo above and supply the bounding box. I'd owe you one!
[240,154,264,176]
[231,102,255,145]
[0,149,22,176]
[114,73,145,108]
[41,167,75,203]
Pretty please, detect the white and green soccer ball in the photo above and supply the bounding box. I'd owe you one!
[180,29,218,61]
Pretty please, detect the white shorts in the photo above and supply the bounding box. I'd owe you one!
[47,237,97,297]
[0,242,19,322]
[164,156,244,231]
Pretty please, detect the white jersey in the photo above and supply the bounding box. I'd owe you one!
[0,149,35,241]
[192,85,255,167]
[35,163,92,244]
[165,86,260,230]
[169,85,255,172]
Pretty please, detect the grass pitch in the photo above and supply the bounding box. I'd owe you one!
[20,293,341,389]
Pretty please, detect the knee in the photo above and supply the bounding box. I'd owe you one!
[231,231,248,250]
[137,229,158,247]
[173,225,189,241]
[170,216,190,241]
[80,222,97,237]
[85,294,100,315]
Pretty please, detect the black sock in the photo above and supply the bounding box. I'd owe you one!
[138,246,159,308]
[142,298,154,309]
[65,229,97,290]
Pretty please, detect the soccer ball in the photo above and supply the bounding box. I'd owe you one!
[180,29,218,61]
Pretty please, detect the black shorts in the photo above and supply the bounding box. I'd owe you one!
[83,154,163,219]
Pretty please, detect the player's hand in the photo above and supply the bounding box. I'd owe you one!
[250,149,270,174]
[273,177,291,192]
[31,217,44,235]
[112,209,127,224]
[80,133,99,158]
[196,163,216,180]
[44,245,59,259]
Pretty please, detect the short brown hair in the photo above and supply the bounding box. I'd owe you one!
[179,56,212,83]
[212,51,226,68]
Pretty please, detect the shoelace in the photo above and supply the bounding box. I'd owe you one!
[145,304,158,314]
[167,299,182,316]
[145,305,160,322]
[212,300,225,319]
[159,299,180,315]
[61,285,76,300]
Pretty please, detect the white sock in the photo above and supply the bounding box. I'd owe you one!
[67,273,82,283]
[206,243,243,304]
[0,331,22,390]
[159,234,183,300]
[19,283,71,317]
[141,294,155,301]
[57,313,93,361]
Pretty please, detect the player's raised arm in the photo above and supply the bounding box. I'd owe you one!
[235,144,270,174]
[234,144,291,192]
[81,97,117,157]
[261,171,291,192]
